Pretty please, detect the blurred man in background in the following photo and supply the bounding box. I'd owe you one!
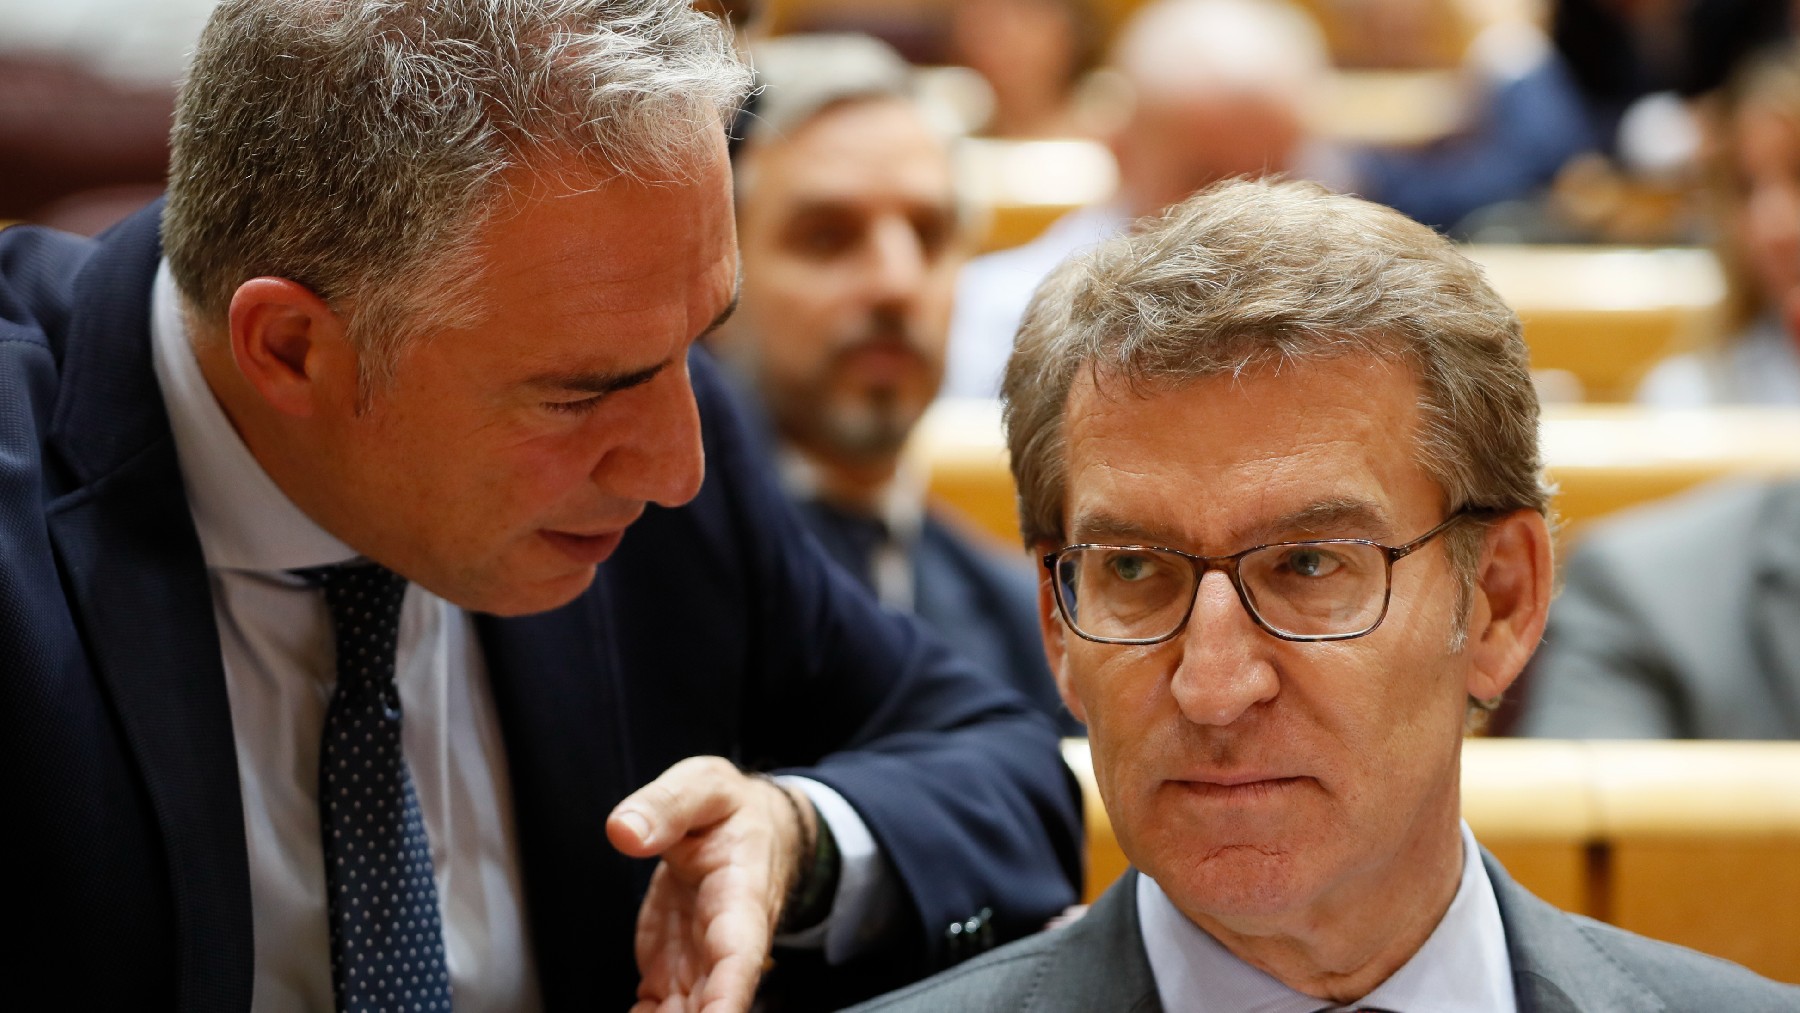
[712,34,1077,733]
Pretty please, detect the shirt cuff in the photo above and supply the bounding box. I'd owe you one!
[774,775,900,964]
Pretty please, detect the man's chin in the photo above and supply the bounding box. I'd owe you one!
[1153,849,1316,924]
[436,562,600,618]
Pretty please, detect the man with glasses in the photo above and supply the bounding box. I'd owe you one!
[854,179,1797,1011]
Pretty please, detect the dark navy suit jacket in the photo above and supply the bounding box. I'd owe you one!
[0,206,1082,1010]
[794,500,1081,737]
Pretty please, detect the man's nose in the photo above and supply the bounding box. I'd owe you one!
[598,358,705,508]
[866,216,929,303]
[1168,570,1280,727]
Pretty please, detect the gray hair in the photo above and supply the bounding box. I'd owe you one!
[1004,178,1553,628]
[163,0,753,386]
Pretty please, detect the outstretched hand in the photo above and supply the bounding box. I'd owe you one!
[608,756,814,1013]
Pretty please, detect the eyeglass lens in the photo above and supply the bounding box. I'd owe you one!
[1054,542,1391,642]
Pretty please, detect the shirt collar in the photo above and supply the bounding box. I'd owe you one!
[148,259,361,574]
[1139,821,1517,1013]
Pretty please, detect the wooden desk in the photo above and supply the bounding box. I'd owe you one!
[911,401,1800,547]
[1063,738,1800,983]
[1543,406,1800,541]
[959,138,1117,253]
[1464,246,1725,403]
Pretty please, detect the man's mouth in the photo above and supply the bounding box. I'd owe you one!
[540,528,627,565]
[1172,774,1310,802]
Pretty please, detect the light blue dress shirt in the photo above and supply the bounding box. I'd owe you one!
[1139,821,1518,1013]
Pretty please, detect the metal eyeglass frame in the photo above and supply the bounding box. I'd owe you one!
[1042,507,1499,645]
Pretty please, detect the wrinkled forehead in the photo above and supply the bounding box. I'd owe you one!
[1057,356,1440,548]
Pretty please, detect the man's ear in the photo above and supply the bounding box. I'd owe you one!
[1035,545,1087,724]
[1464,509,1555,703]
[226,277,353,418]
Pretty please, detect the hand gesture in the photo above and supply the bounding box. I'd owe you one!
[607,756,814,1013]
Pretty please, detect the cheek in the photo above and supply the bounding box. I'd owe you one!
[1070,646,1173,776]
[475,423,612,515]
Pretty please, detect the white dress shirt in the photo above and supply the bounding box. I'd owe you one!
[1139,822,1518,1013]
[147,261,888,1009]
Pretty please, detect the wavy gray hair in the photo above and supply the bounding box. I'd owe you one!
[164,0,752,385]
[1004,178,1553,636]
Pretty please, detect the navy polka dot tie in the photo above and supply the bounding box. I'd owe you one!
[301,563,453,1013]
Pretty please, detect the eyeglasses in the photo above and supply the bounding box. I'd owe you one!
[1043,509,1491,645]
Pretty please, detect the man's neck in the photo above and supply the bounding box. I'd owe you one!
[784,445,902,518]
[1187,815,1466,1003]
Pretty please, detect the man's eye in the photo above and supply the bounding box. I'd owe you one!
[545,396,605,415]
[1106,553,1157,582]
[1277,548,1342,578]
[793,222,858,257]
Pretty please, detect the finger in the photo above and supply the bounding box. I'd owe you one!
[698,950,764,1013]
[608,756,747,856]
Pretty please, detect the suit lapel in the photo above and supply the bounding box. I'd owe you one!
[43,203,254,1011]
[478,574,646,1010]
[1484,851,1663,1013]
[1034,872,1163,1012]
[1748,483,1800,734]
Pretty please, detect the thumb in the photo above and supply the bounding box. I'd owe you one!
[606,755,742,857]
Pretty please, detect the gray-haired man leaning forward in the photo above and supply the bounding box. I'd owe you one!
[0,2,1081,1010]
[852,180,1800,1012]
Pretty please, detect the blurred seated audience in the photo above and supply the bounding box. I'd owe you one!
[1518,477,1800,739]
[1353,19,1599,234]
[944,0,1338,398]
[1552,0,1790,153]
[1638,44,1800,406]
[946,0,1102,139]
[709,34,1079,734]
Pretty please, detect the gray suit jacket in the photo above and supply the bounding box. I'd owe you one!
[847,856,1800,1012]
[1518,478,1800,739]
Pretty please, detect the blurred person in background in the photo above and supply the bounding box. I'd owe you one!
[1637,43,1800,406]
[1351,10,1600,235]
[1517,472,1800,739]
[942,0,1337,399]
[1552,0,1790,152]
[711,34,1079,736]
[946,0,1103,139]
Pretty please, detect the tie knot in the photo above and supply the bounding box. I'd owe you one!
[294,563,410,694]
[294,561,409,612]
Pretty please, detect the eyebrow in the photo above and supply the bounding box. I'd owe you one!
[523,290,740,396]
[1069,498,1396,550]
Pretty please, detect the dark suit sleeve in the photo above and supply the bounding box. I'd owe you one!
[663,351,1083,991]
